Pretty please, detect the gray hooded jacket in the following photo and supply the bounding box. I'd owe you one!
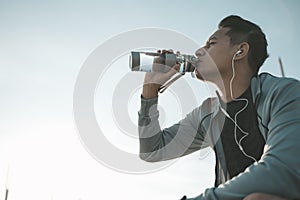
[138,73,300,199]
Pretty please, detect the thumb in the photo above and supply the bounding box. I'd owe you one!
[165,63,181,78]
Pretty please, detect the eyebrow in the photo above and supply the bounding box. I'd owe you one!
[208,36,218,41]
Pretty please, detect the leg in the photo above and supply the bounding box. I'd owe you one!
[243,193,289,200]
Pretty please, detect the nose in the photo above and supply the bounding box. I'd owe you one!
[195,47,206,57]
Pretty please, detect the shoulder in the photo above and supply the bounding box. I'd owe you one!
[186,97,218,122]
[201,97,219,114]
[258,72,300,91]
[253,73,300,123]
[255,72,300,101]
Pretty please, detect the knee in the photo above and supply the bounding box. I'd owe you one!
[243,193,287,200]
[243,193,265,200]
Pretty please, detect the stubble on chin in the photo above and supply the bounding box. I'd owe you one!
[194,68,204,80]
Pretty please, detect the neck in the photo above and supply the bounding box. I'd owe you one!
[215,65,253,103]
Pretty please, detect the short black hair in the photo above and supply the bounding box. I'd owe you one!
[219,15,269,74]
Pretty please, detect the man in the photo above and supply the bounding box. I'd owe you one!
[138,15,300,199]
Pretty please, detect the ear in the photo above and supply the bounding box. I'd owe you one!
[234,42,249,60]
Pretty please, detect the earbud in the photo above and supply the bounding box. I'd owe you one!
[235,49,242,55]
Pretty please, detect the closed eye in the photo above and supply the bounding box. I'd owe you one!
[206,35,218,48]
[206,40,216,48]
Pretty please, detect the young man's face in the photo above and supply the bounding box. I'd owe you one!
[194,27,238,81]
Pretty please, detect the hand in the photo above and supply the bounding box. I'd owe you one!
[243,193,289,200]
[142,49,181,99]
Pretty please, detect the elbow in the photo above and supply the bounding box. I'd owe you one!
[139,152,160,162]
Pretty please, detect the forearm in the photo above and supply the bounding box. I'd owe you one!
[138,96,161,160]
[142,84,160,99]
[187,121,300,199]
[187,154,300,200]
[138,96,209,162]
[138,96,179,162]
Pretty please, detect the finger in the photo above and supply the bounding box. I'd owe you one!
[173,63,181,71]
[167,49,174,54]
[165,63,181,78]
[162,49,174,54]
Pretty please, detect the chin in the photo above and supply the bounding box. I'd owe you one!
[195,68,205,80]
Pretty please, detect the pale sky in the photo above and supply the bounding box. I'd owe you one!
[1,0,300,199]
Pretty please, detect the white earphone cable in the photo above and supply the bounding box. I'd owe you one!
[224,52,257,162]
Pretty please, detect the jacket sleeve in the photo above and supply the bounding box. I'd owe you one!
[188,79,300,200]
[138,96,210,162]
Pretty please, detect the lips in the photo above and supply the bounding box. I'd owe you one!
[193,58,204,78]
[194,67,200,75]
[192,57,202,68]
